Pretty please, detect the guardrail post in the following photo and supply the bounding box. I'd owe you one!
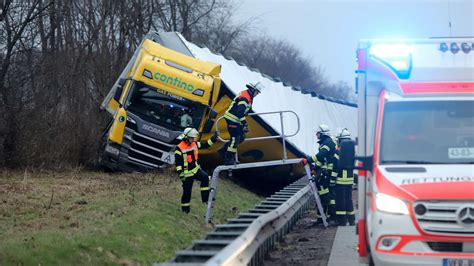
[205,165,225,224]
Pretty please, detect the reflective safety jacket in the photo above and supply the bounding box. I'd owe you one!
[224,90,253,125]
[308,135,337,172]
[175,135,217,178]
[334,141,354,185]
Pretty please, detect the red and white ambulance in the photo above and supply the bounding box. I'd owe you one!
[349,38,474,265]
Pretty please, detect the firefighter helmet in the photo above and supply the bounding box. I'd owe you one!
[246,82,265,93]
[179,127,199,139]
[316,124,331,136]
[337,128,351,139]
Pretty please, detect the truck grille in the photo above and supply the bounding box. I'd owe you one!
[125,120,174,168]
[413,201,474,236]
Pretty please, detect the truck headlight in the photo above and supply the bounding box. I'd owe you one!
[375,193,409,215]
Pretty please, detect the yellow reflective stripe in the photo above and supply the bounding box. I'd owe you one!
[347,211,355,215]
[331,171,338,177]
[181,203,190,206]
[330,200,335,205]
[175,150,182,155]
[336,211,347,215]
[239,117,246,122]
[327,163,333,170]
[319,188,329,195]
[176,166,182,171]
[182,154,188,167]
[336,179,354,185]
[197,142,201,148]
[200,187,210,191]
[207,139,214,146]
[237,101,249,107]
[334,154,340,159]
[224,112,241,123]
[320,145,330,151]
[227,138,237,152]
[183,165,200,177]
[336,169,354,185]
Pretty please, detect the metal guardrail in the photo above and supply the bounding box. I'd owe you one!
[155,111,328,265]
[205,161,327,228]
[157,175,315,266]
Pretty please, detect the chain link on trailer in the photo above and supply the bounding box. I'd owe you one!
[156,174,322,266]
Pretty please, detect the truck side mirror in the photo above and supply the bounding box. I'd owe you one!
[339,139,356,169]
[113,78,126,102]
[209,108,218,119]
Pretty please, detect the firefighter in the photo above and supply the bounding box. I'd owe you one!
[175,128,219,213]
[219,82,264,165]
[334,128,356,226]
[302,124,337,225]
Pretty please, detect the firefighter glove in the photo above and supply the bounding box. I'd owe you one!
[300,158,308,166]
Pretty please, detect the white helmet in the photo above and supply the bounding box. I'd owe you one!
[316,124,331,136]
[179,127,199,139]
[246,82,265,93]
[337,128,351,139]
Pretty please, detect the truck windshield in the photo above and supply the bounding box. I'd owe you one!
[124,81,205,131]
[380,100,474,164]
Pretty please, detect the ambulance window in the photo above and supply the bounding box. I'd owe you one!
[380,101,474,164]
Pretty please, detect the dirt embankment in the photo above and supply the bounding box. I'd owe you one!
[264,205,337,266]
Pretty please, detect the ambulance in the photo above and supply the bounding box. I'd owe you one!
[342,38,474,265]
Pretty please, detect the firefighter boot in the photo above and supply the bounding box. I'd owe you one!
[336,215,348,226]
[181,205,190,214]
[348,215,356,226]
[224,152,236,165]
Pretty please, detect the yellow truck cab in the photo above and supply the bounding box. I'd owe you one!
[100,32,221,172]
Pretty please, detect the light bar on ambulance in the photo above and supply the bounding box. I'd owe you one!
[369,43,413,79]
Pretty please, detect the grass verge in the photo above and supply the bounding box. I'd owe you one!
[0,168,262,265]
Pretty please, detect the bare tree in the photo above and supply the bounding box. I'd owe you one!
[228,35,327,92]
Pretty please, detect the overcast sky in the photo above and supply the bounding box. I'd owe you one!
[233,0,474,90]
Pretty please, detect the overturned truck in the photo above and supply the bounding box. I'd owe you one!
[99,31,357,187]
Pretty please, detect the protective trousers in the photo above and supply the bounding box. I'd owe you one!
[315,172,333,223]
[328,171,337,222]
[181,168,210,213]
[220,120,245,164]
[335,184,355,225]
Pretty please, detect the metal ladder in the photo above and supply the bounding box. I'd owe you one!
[205,110,328,227]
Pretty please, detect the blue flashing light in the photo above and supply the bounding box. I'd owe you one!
[369,43,413,79]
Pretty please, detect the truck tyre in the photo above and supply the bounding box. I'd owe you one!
[97,119,114,172]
